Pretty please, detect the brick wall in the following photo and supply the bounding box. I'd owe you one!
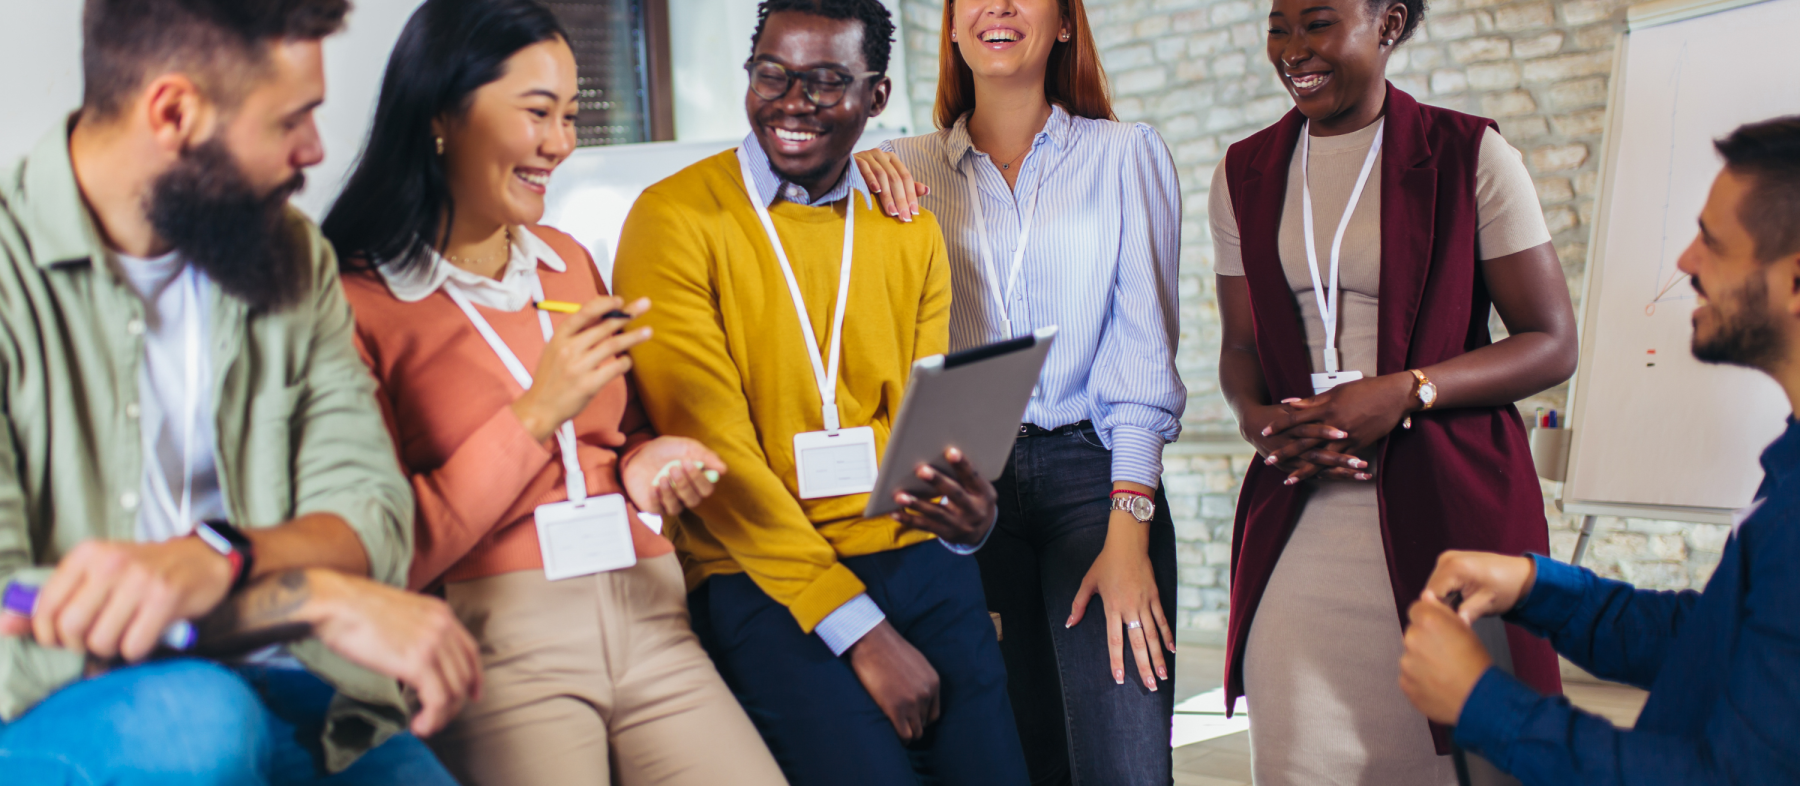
[893,0,1725,637]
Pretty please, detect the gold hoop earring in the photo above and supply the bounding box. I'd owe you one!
[435,136,445,155]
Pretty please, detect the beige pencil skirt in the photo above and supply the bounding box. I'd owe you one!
[430,554,788,786]
[1242,481,1456,786]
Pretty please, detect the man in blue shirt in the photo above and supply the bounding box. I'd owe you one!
[1397,115,1800,784]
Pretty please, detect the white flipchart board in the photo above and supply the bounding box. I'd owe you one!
[1562,0,1800,525]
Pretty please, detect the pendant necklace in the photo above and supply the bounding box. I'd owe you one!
[996,146,1029,171]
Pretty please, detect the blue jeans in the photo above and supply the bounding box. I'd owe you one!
[689,540,1030,786]
[0,659,457,785]
[977,422,1177,786]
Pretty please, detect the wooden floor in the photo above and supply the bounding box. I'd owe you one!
[1165,645,1648,785]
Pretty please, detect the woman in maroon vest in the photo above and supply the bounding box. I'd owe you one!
[1210,0,1577,782]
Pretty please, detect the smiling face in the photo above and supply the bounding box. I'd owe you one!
[1266,0,1405,133]
[952,0,1068,84]
[436,37,579,228]
[747,10,890,197]
[1679,169,1794,370]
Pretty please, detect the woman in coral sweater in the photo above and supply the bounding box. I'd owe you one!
[321,2,786,784]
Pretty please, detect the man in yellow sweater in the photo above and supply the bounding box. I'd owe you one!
[611,1,1029,784]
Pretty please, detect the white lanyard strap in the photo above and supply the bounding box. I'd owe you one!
[1299,119,1385,375]
[961,149,1043,339]
[446,273,590,504]
[147,268,204,530]
[736,146,856,433]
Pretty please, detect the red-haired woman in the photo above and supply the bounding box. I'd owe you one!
[1211,0,1576,782]
[854,1,1183,783]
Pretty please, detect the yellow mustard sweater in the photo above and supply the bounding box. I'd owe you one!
[612,149,951,633]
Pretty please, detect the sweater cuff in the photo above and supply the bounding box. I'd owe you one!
[815,593,886,655]
[1107,425,1166,488]
[787,561,871,634]
[1454,666,1540,767]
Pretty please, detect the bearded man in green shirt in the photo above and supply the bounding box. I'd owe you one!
[0,1,479,783]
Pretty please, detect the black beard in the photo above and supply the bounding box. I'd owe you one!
[1691,273,1786,371]
[145,138,308,311]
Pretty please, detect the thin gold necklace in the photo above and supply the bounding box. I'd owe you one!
[445,228,511,269]
[994,146,1030,171]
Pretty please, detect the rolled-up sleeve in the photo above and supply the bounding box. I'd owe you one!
[291,226,415,588]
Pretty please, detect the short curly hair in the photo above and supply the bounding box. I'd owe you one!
[1369,0,1428,44]
[751,0,895,75]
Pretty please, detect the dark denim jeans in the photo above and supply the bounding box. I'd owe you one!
[976,422,1178,786]
[0,659,457,785]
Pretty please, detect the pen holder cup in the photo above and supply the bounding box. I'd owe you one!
[1528,426,1570,483]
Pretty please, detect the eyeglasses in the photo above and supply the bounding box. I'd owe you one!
[744,59,880,108]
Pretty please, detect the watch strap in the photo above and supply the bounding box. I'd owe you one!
[196,519,255,592]
[1409,368,1437,411]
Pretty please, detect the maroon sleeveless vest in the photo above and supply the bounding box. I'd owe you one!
[1221,84,1559,750]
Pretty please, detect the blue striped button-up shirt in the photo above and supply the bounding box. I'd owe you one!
[881,106,1185,486]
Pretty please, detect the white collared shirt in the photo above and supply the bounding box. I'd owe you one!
[377,227,569,310]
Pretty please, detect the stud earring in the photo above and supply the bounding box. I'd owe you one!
[1383,38,1395,46]
[435,136,445,155]
[950,31,957,41]
[1059,32,1070,41]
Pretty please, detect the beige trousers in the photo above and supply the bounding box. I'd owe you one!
[431,554,787,786]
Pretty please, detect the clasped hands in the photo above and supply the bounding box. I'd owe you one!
[1246,371,1418,485]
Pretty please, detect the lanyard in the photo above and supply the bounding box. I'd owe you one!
[1299,118,1385,375]
[962,150,1043,340]
[447,272,590,505]
[736,146,856,433]
[145,267,204,532]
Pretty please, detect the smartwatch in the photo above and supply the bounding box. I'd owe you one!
[194,519,255,592]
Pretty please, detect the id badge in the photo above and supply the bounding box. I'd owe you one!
[1310,370,1364,395]
[534,493,636,580]
[794,426,879,499]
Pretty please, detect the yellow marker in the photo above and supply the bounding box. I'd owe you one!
[534,300,581,314]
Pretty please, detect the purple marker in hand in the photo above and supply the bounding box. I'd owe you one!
[2,582,196,650]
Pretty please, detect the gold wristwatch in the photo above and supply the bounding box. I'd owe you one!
[1404,369,1437,430]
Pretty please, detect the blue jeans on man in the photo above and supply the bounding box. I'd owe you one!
[0,659,456,785]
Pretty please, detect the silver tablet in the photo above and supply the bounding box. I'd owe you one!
[862,326,1057,518]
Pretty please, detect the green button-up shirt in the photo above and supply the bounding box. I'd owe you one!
[0,125,416,772]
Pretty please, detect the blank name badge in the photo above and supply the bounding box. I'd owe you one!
[534,493,636,580]
[794,426,879,499]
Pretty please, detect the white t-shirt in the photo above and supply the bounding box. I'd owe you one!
[114,251,227,543]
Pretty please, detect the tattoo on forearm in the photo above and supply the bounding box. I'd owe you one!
[193,569,315,657]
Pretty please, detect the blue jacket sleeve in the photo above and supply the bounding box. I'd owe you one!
[1505,554,1699,689]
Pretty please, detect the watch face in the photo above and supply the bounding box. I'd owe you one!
[1131,496,1154,521]
[1419,383,1437,406]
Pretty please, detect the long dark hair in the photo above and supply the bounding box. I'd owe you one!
[323,0,566,273]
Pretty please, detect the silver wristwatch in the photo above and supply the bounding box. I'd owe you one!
[1111,493,1155,523]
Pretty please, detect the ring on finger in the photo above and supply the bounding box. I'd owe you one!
[1125,620,1143,630]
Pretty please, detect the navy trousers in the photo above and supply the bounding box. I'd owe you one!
[689,540,1030,786]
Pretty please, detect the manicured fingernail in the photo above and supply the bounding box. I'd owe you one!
[911,207,920,215]
[896,492,914,504]
[1329,430,1348,439]
[1158,666,1168,680]
[1114,669,1124,685]
[1280,398,1301,404]
[703,470,720,483]
[1147,677,1157,691]
[1261,427,1272,437]
[1064,618,1074,628]
[1264,455,1277,465]
[888,207,897,215]
[1284,477,1299,486]
[922,185,930,195]
[1357,473,1372,480]
[1351,459,1366,469]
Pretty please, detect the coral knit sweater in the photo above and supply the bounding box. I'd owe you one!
[612,149,951,634]
[344,226,672,591]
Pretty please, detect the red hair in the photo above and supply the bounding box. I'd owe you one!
[934,0,1115,129]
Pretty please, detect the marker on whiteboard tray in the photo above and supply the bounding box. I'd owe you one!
[1535,407,1545,428]
[1547,410,1559,429]
[2,582,197,651]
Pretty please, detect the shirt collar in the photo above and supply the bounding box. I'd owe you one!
[942,103,1074,172]
[1757,415,1800,494]
[8,117,113,269]
[378,226,567,310]
[739,132,874,210]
